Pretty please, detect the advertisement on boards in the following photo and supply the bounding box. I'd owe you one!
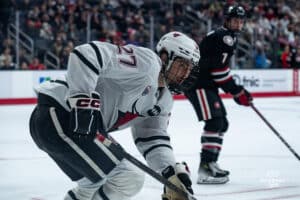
[0,71,12,98]
[0,71,66,98]
[0,69,299,104]
[31,70,66,94]
[297,70,300,94]
[231,69,294,92]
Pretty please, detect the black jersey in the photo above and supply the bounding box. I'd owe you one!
[195,27,241,95]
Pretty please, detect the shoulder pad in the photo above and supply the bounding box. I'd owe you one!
[215,27,230,36]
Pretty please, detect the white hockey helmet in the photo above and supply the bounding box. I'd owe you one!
[156,31,200,71]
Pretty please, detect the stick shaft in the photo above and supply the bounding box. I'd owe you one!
[98,135,195,199]
[122,151,191,199]
[251,104,300,161]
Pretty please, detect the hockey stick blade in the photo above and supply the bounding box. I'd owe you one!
[250,104,300,161]
[97,134,197,200]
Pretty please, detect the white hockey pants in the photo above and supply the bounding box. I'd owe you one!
[64,159,145,200]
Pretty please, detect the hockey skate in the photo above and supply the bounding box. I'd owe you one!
[197,162,229,184]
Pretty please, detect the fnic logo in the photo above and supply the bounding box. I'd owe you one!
[39,76,51,83]
[233,74,260,87]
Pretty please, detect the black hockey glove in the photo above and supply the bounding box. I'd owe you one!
[162,162,194,200]
[68,92,102,138]
[233,87,253,106]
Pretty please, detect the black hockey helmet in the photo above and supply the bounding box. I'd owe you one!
[224,5,246,32]
[225,5,246,19]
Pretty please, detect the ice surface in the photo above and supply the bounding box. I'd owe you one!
[1,97,300,200]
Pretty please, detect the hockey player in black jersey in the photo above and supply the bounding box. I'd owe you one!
[183,5,253,184]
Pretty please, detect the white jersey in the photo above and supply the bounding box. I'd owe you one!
[35,41,176,173]
[36,41,172,131]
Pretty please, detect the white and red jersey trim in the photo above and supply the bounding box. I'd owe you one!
[196,89,212,120]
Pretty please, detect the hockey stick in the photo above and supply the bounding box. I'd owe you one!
[97,134,197,200]
[250,103,300,161]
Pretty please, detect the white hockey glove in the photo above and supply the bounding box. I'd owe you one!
[162,162,194,200]
[68,92,102,138]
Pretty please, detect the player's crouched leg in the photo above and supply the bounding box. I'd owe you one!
[64,178,105,200]
[93,159,145,200]
[65,160,144,200]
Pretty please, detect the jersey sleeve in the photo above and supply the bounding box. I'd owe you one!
[131,86,175,173]
[66,41,110,96]
[131,114,176,173]
[210,66,241,94]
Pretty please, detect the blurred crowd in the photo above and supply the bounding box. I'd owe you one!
[0,0,300,70]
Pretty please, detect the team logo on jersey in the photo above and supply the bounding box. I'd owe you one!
[223,35,234,46]
[214,102,221,109]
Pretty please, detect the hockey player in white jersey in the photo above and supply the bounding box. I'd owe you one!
[29,31,200,200]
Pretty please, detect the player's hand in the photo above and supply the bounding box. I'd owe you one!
[233,88,253,106]
[68,92,101,138]
[161,162,194,200]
